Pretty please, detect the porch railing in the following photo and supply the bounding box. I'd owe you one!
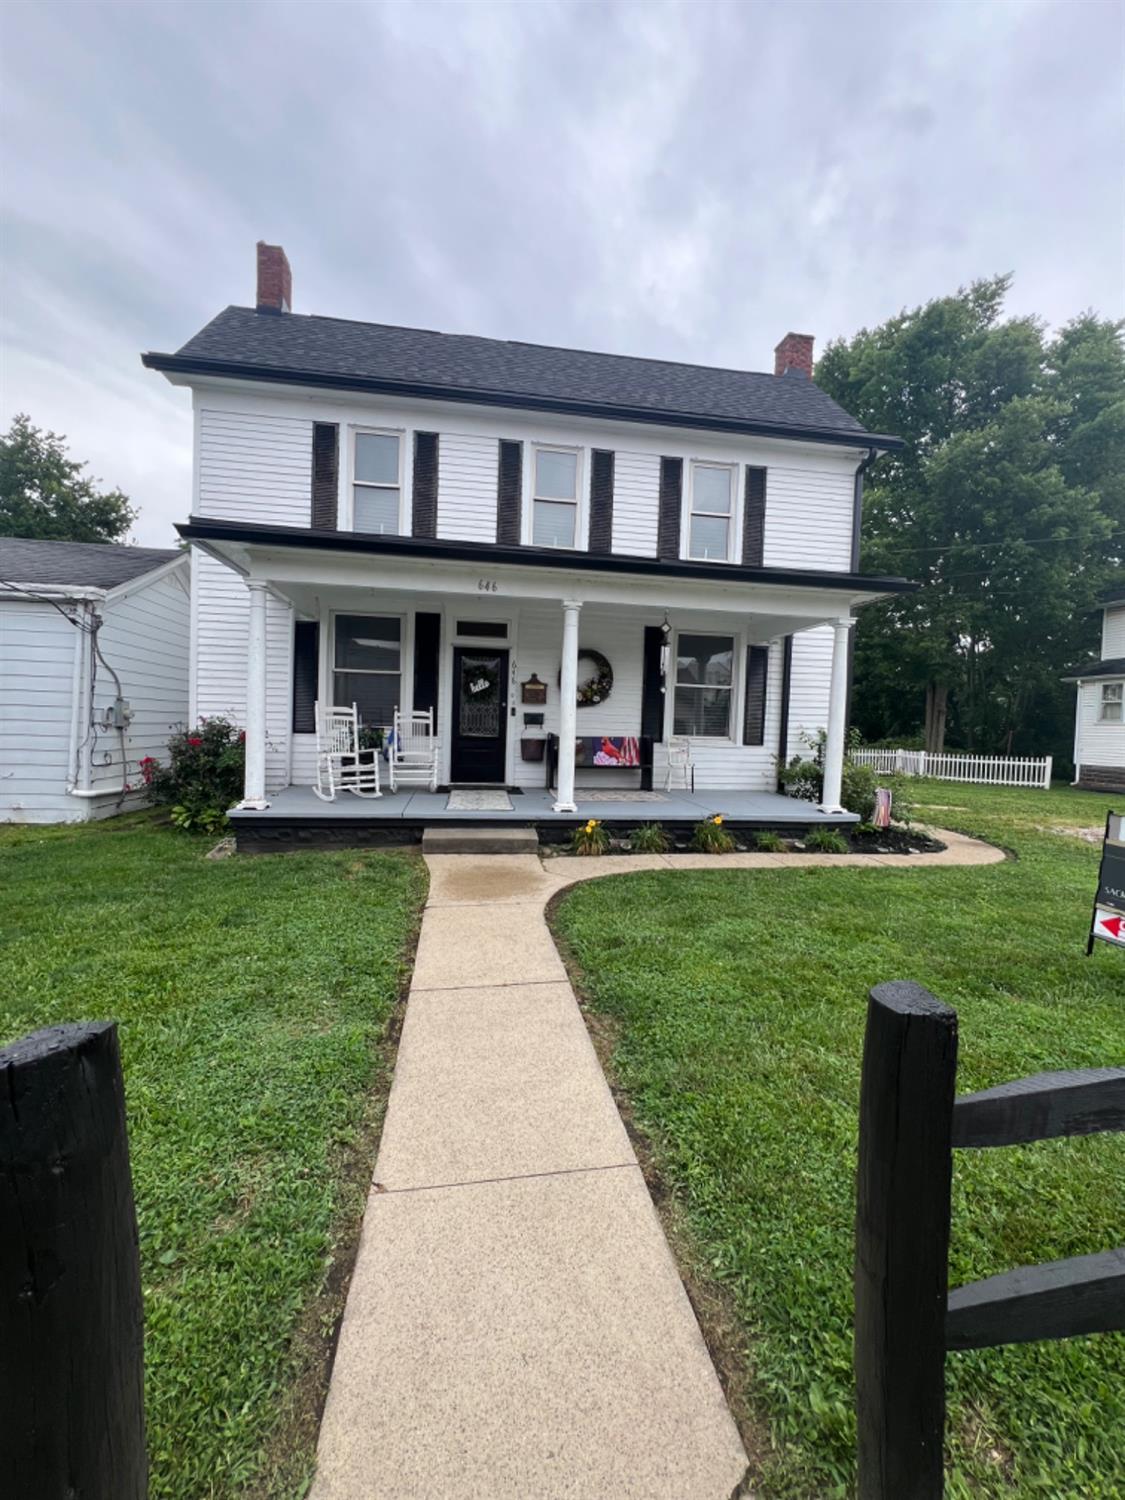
[853,748,1053,789]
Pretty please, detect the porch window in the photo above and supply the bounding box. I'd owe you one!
[673,633,734,737]
[1100,682,1123,722]
[352,431,401,533]
[532,446,580,548]
[688,463,735,561]
[333,614,401,728]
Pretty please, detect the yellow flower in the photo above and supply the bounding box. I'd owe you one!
[713,814,723,825]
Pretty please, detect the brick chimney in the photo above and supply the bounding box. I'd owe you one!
[256,241,291,313]
[774,332,814,378]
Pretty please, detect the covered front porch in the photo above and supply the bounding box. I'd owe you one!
[228,783,857,853]
[181,518,912,842]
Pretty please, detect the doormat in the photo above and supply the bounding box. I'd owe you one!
[446,789,513,811]
[577,791,671,803]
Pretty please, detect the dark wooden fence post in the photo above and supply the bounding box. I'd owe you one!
[855,981,958,1500]
[0,1022,146,1498]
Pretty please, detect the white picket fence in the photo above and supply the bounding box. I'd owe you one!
[853,747,1053,789]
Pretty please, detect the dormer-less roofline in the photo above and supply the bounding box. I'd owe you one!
[142,349,904,453]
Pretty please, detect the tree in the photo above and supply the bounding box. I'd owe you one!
[0,414,136,543]
[817,281,1125,758]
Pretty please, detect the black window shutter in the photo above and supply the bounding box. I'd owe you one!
[413,612,441,729]
[657,457,683,560]
[641,625,665,742]
[496,440,523,545]
[311,423,339,530]
[292,620,319,733]
[743,645,769,746]
[589,449,615,554]
[743,466,767,566]
[413,432,439,538]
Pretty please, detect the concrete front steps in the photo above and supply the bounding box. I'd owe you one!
[421,826,540,855]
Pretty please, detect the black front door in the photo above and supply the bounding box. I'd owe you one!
[451,647,509,783]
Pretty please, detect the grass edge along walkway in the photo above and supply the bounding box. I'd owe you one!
[550,784,1125,1499]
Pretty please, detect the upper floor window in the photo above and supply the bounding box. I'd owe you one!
[1100,682,1123,722]
[532,446,580,548]
[688,462,735,561]
[673,633,734,738]
[353,430,401,533]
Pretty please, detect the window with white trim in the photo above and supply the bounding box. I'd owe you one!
[333,614,401,729]
[532,446,580,548]
[352,430,401,533]
[1100,682,1123,722]
[673,633,734,737]
[688,462,735,561]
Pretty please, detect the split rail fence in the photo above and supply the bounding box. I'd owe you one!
[854,980,1125,1498]
[853,748,1053,789]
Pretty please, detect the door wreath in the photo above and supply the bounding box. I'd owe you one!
[558,649,614,707]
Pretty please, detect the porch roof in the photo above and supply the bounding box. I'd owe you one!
[179,518,914,622]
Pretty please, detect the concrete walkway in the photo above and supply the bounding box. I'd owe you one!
[311,829,1002,1499]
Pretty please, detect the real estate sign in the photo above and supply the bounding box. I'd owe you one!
[1087,811,1125,953]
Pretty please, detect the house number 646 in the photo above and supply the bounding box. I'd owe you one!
[477,578,498,592]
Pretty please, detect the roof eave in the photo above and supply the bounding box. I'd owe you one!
[142,352,904,453]
[175,516,917,597]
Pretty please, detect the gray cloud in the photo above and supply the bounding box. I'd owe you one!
[1,0,1122,544]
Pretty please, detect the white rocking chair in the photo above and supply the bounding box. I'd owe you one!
[664,735,695,792]
[388,707,440,793]
[313,702,381,802]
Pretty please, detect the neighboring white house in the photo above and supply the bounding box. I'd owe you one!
[142,242,911,830]
[0,537,190,823]
[1064,581,1125,793]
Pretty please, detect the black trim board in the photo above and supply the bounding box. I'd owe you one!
[176,517,916,596]
[142,352,904,453]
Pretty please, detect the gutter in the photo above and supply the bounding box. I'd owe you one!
[142,351,905,454]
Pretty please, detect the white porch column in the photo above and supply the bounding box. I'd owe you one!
[819,616,856,814]
[240,579,270,809]
[554,599,583,813]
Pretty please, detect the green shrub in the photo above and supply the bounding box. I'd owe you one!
[570,817,610,856]
[629,822,670,853]
[753,830,786,852]
[691,814,736,853]
[141,717,245,834]
[804,826,849,854]
[778,756,821,803]
[840,759,878,821]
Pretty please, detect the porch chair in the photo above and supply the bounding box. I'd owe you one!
[388,707,441,793]
[313,702,381,802]
[664,735,695,793]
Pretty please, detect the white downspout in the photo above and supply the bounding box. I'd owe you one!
[65,601,87,794]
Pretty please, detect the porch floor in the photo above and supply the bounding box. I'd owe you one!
[229,784,856,851]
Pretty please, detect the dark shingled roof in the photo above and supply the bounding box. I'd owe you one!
[0,536,180,590]
[145,305,893,445]
[1061,657,1125,682]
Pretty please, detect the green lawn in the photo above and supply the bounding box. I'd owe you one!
[552,782,1125,1499]
[0,815,426,1500]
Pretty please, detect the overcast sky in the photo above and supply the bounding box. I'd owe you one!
[1,0,1122,546]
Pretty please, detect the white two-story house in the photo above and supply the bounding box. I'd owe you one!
[1065,580,1125,792]
[144,243,910,847]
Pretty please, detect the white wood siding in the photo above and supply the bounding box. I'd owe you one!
[1102,606,1125,658]
[0,603,81,823]
[611,451,660,557]
[198,408,312,524]
[785,625,833,762]
[1074,678,1125,771]
[437,432,499,543]
[763,465,853,571]
[510,604,782,792]
[86,568,191,811]
[192,549,293,791]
